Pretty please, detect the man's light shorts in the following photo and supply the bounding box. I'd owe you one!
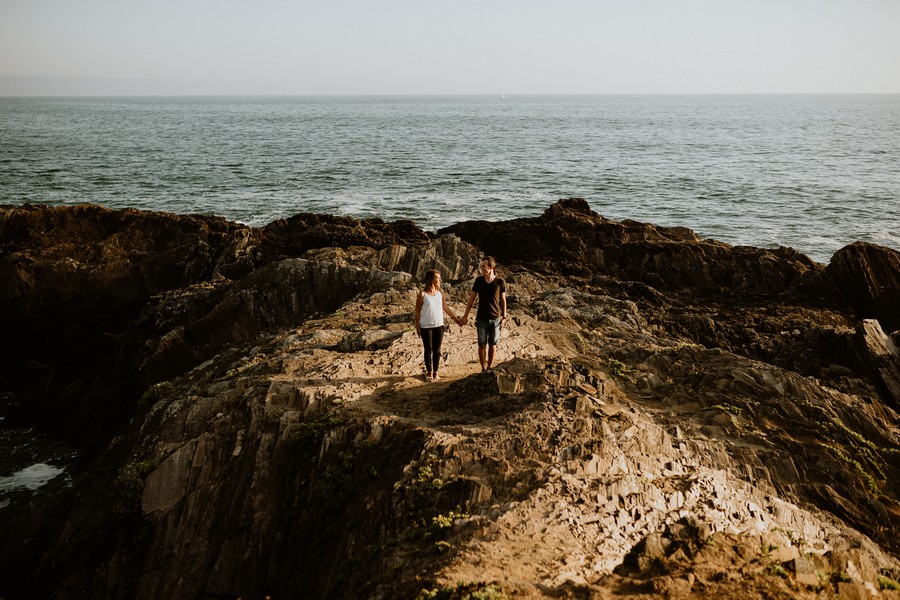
[476,317,502,346]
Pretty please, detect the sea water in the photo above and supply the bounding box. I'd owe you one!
[0,406,75,513]
[1,95,898,264]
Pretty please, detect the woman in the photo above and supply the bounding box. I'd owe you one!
[414,270,462,381]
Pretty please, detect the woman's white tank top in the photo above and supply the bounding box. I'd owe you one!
[419,291,444,328]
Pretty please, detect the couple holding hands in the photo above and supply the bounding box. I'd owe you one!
[413,256,507,381]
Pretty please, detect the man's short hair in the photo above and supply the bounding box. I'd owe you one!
[481,256,496,268]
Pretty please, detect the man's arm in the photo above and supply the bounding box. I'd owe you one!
[442,295,462,326]
[462,290,477,324]
[500,292,508,328]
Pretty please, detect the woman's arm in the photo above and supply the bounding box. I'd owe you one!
[442,295,461,326]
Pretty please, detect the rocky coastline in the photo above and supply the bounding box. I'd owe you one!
[1,199,899,599]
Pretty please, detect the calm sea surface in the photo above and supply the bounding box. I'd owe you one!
[1,94,899,264]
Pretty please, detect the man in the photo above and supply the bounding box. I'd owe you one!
[461,256,508,371]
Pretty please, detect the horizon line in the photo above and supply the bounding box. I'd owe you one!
[3,91,900,99]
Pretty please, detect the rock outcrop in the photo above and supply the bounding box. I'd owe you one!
[439,198,821,295]
[1,200,899,600]
[825,242,900,333]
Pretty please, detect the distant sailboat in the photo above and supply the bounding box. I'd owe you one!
[501,93,507,101]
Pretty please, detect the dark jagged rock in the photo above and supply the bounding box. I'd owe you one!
[0,204,252,448]
[258,213,432,261]
[439,198,821,297]
[857,319,900,409]
[826,241,900,333]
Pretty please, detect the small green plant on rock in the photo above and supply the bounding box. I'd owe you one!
[112,453,160,517]
[573,333,590,353]
[607,359,635,383]
[817,442,882,496]
[416,581,507,600]
[415,454,445,490]
[297,412,345,448]
[766,564,789,579]
[830,570,851,584]
[879,575,900,590]
[400,452,451,516]
[674,342,702,351]
[430,510,466,533]
[138,381,176,410]
[814,571,829,593]
[710,403,744,418]
[410,509,469,543]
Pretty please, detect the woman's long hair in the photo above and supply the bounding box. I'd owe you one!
[423,269,440,290]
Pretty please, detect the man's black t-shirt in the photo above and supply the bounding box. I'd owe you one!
[472,276,506,320]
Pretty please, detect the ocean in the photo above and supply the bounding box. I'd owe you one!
[1,94,899,265]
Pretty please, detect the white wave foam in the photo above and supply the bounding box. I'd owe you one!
[0,463,65,492]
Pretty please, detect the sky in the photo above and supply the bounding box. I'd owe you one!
[1,0,899,96]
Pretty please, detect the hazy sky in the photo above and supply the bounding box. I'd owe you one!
[1,0,898,95]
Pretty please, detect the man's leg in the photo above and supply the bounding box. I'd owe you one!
[478,344,487,371]
[485,317,501,369]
